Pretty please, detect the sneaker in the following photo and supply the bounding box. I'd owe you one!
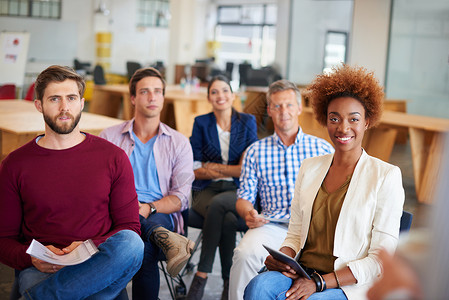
[186,274,207,300]
[151,227,195,277]
[221,278,229,300]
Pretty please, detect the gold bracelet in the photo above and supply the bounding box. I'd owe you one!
[334,270,341,288]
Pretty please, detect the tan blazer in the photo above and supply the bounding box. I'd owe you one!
[283,150,405,300]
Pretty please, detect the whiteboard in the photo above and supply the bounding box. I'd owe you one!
[0,31,30,87]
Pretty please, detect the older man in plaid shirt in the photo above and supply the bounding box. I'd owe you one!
[229,80,334,300]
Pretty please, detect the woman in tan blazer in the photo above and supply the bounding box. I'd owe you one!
[244,65,405,300]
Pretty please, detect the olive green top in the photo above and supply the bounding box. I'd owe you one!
[299,175,352,273]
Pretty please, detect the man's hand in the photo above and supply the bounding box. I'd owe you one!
[139,202,151,218]
[244,209,268,229]
[31,245,65,273]
[62,241,83,254]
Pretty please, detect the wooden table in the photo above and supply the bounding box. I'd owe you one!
[0,100,125,161]
[379,111,449,204]
[89,84,242,137]
[299,107,449,204]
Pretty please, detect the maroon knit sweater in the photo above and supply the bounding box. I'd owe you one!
[0,133,140,270]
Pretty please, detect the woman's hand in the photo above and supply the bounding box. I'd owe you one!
[285,277,316,300]
[264,247,298,278]
[265,255,298,278]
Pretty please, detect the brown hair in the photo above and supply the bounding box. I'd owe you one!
[267,80,301,106]
[35,65,85,101]
[129,67,166,97]
[305,64,384,128]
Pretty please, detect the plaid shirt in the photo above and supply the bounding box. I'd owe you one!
[238,127,334,219]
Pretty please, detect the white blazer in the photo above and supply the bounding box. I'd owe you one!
[282,150,405,300]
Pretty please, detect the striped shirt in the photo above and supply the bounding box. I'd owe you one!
[237,127,334,219]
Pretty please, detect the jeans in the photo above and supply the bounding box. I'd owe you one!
[132,212,174,300]
[244,271,347,300]
[19,230,144,300]
[194,181,240,280]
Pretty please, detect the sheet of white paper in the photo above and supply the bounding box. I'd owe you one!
[26,239,99,266]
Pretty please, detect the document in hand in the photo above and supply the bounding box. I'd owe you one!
[26,239,99,266]
[263,244,311,279]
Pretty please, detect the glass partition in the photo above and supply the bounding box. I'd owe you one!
[386,0,449,118]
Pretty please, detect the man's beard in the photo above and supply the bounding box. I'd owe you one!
[43,111,82,134]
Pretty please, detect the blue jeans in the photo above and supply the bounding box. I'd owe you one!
[244,271,347,300]
[132,213,174,300]
[19,230,144,300]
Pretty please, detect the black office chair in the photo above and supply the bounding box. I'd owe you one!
[126,61,142,80]
[93,65,107,85]
[225,62,234,81]
[238,63,252,86]
[73,58,92,75]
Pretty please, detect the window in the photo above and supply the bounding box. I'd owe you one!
[217,4,276,26]
[137,0,170,28]
[215,4,277,76]
[0,0,61,19]
[322,31,348,74]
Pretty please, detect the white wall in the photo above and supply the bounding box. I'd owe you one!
[349,0,391,85]
[287,0,353,84]
[274,0,290,78]
[0,0,93,73]
[105,0,170,74]
[166,0,209,83]
[0,0,173,75]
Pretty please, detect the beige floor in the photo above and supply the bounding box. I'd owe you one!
[0,142,431,300]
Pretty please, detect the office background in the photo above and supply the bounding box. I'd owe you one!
[1,0,448,118]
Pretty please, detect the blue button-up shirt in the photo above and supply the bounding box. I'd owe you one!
[237,127,334,219]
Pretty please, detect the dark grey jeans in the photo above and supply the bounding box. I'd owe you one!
[192,181,239,279]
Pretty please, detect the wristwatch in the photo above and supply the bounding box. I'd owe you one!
[149,202,157,215]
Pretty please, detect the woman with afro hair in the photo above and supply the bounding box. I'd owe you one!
[244,65,405,300]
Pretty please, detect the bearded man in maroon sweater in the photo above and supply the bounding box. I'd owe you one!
[0,65,143,300]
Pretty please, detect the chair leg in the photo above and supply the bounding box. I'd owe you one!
[180,231,203,277]
[159,260,188,299]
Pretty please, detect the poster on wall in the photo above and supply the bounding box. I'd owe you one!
[0,31,30,87]
[3,34,24,64]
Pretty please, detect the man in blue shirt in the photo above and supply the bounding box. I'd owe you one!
[229,80,334,300]
[101,68,195,300]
